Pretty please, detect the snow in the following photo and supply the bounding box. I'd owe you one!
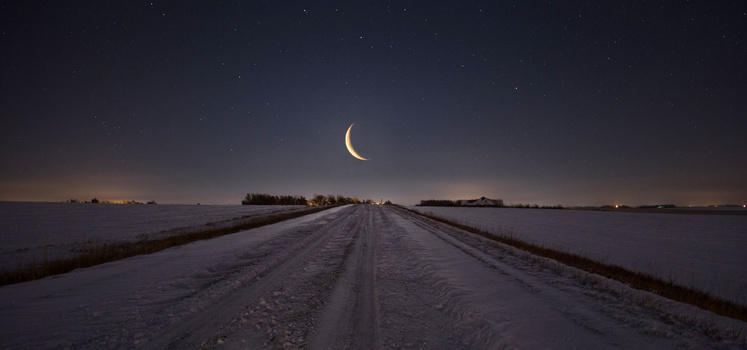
[0,205,349,349]
[0,201,307,271]
[410,206,747,306]
[0,204,745,349]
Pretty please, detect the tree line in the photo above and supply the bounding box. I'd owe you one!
[241,193,373,206]
[309,194,371,206]
[418,198,505,207]
[64,198,157,204]
[241,193,309,205]
[418,198,564,209]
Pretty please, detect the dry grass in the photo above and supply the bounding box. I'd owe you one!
[0,206,333,286]
[402,206,747,323]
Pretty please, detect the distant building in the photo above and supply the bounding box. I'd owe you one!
[460,197,497,206]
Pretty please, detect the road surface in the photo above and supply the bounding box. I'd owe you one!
[0,205,743,349]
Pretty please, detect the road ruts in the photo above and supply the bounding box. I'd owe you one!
[307,204,382,350]
[193,204,383,349]
[143,205,363,350]
[351,205,381,349]
[374,205,478,349]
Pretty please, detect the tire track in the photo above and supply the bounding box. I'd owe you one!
[144,205,361,349]
[352,205,381,350]
[375,206,477,349]
[307,205,381,350]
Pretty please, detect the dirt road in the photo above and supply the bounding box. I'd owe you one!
[0,205,742,349]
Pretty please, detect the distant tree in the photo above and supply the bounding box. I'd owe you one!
[91,198,99,203]
[242,193,308,205]
[242,193,270,205]
[311,194,327,206]
[418,199,458,206]
[336,195,347,204]
[147,200,157,204]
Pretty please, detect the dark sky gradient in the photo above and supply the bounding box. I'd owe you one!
[1,2,745,206]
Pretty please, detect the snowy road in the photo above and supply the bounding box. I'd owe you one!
[0,205,744,349]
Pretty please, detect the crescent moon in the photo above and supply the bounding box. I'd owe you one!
[345,124,369,161]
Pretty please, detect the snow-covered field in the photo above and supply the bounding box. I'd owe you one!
[0,201,307,271]
[410,206,747,306]
[0,204,744,349]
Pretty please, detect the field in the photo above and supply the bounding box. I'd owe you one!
[0,203,745,348]
[410,206,747,306]
[0,201,308,271]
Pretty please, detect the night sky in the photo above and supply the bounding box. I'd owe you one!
[1,2,745,206]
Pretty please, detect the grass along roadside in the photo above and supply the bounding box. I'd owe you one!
[0,205,336,286]
[400,206,747,323]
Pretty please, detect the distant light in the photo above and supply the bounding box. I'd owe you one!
[615,205,619,208]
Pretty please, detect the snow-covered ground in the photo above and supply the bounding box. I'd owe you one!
[410,206,747,306]
[0,205,744,349]
[0,201,307,271]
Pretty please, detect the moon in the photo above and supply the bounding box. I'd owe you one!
[345,124,369,161]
